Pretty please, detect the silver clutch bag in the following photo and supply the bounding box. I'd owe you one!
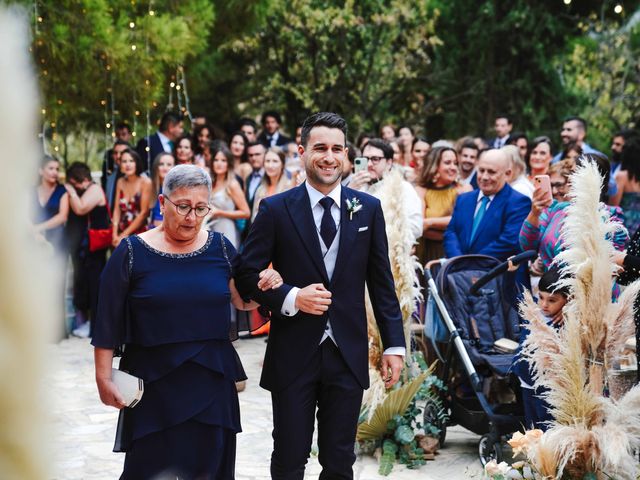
[111,368,144,408]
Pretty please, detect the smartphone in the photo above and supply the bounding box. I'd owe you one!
[354,156,368,174]
[534,174,552,202]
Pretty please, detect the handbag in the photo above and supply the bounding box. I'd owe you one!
[111,368,144,408]
[88,191,113,252]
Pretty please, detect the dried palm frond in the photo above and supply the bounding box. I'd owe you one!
[357,371,429,442]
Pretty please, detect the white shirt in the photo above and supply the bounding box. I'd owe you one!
[268,131,280,147]
[281,182,405,356]
[247,169,264,201]
[493,135,509,149]
[475,191,495,215]
[157,131,173,153]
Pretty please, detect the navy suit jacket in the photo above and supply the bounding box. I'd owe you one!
[443,183,531,261]
[135,132,166,172]
[257,131,292,148]
[234,183,405,392]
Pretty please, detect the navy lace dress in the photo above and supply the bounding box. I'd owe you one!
[91,231,246,479]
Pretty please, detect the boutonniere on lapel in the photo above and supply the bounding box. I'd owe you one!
[346,197,363,220]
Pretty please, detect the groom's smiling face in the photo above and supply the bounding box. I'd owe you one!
[299,126,346,191]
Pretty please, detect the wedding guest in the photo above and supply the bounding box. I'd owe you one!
[175,135,195,165]
[149,153,176,227]
[411,137,431,170]
[520,153,626,276]
[526,136,553,182]
[408,136,431,183]
[415,146,472,264]
[204,144,250,249]
[92,165,282,479]
[193,123,214,169]
[238,118,258,143]
[136,111,183,172]
[258,111,291,148]
[34,155,69,249]
[610,137,640,236]
[502,144,534,198]
[380,124,396,141]
[508,132,529,160]
[398,126,415,165]
[514,267,568,430]
[64,162,110,338]
[251,147,292,220]
[229,131,251,185]
[112,148,152,247]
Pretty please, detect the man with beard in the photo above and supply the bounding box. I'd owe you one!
[235,112,405,480]
[458,140,480,189]
[552,116,602,163]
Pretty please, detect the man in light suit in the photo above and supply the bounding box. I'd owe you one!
[235,112,405,480]
[135,111,183,172]
[443,148,531,261]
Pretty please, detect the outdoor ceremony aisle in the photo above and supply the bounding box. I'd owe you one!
[46,336,484,479]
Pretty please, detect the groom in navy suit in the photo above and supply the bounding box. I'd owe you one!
[443,148,531,260]
[235,112,405,480]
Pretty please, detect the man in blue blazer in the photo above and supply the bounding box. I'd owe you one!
[235,112,405,480]
[444,148,531,260]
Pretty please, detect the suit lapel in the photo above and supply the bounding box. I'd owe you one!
[331,189,358,286]
[285,185,329,282]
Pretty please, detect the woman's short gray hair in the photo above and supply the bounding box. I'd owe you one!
[163,164,212,200]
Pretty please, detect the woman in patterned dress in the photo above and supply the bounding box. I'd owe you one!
[112,148,152,247]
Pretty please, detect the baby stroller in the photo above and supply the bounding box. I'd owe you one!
[422,251,536,465]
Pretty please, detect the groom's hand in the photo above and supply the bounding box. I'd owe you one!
[295,283,332,315]
[381,354,403,388]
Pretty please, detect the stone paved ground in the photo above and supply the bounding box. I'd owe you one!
[47,336,494,480]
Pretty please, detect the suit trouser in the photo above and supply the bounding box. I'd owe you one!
[270,339,363,480]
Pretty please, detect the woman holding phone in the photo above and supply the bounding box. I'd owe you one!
[520,153,626,275]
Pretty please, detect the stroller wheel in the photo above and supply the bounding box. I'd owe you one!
[423,398,447,447]
[478,433,503,466]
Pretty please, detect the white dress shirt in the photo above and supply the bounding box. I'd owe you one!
[281,182,405,356]
[157,131,173,153]
[474,191,495,215]
[247,169,264,201]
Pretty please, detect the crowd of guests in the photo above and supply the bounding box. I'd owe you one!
[33,111,640,345]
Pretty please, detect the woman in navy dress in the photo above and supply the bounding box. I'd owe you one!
[92,165,282,479]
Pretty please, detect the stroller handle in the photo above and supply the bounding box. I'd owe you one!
[468,251,537,295]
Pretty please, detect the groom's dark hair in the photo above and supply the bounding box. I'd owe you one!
[300,112,347,147]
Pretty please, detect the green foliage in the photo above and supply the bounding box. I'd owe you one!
[29,0,215,138]
[560,17,640,150]
[360,351,447,476]
[427,0,582,140]
[223,0,441,136]
[378,439,397,476]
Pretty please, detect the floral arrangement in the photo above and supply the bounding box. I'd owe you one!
[487,162,640,480]
[357,351,447,476]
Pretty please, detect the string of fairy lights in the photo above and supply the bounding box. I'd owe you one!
[32,0,194,159]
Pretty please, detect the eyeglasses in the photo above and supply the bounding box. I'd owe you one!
[363,156,385,164]
[164,196,211,217]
